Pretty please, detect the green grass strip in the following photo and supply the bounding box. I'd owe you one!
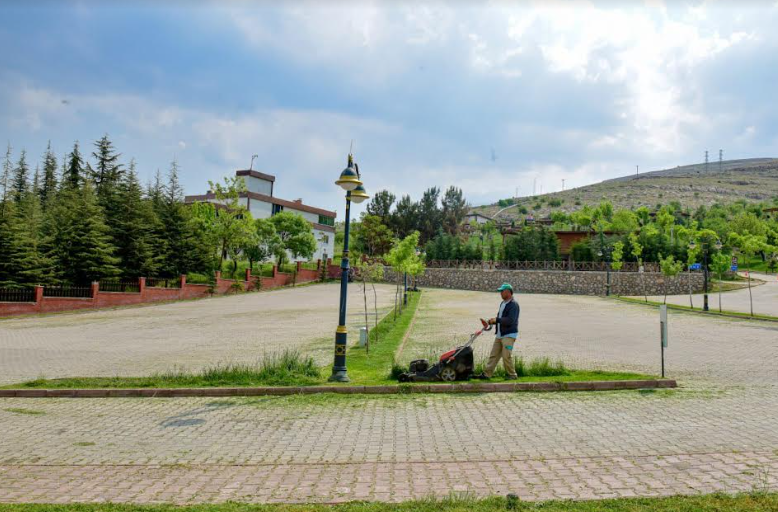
[0,492,776,511]
[343,290,421,385]
[617,296,778,322]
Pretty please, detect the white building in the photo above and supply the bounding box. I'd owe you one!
[185,169,336,262]
[463,212,494,225]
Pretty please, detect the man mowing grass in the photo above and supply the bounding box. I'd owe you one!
[477,282,520,380]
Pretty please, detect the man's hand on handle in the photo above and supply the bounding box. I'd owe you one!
[480,318,496,328]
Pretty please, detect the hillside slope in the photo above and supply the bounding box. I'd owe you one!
[472,158,778,221]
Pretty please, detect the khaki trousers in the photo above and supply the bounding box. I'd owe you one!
[484,337,518,378]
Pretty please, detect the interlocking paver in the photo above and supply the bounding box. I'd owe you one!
[1,287,777,503]
[0,283,396,385]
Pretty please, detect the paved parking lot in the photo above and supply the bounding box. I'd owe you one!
[1,286,777,503]
[0,283,397,385]
[641,271,778,318]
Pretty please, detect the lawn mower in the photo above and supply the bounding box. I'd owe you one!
[397,324,492,382]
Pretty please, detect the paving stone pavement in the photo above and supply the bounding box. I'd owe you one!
[1,287,777,503]
[639,271,778,318]
[0,283,396,385]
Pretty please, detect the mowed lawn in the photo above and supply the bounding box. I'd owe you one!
[0,282,397,385]
[398,288,778,386]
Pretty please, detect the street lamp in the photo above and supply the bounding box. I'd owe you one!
[329,154,369,383]
[689,238,722,312]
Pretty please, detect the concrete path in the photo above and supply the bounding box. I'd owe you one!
[0,283,397,385]
[638,271,778,317]
[1,287,777,504]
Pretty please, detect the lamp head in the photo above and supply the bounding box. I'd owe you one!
[335,154,362,191]
[350,183,369,204]
[688,240,697,251]
[715,239,723,251]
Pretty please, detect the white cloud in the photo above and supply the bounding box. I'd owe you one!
[222,2,762,157]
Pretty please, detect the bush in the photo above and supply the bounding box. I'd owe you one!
[186,272,213,284]
[548,198,564,207]
[178,350,321,387]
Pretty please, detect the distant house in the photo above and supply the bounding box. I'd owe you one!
[464,212,494,225]
[185,169,336,262]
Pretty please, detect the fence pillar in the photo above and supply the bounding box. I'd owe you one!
[179,274,187,288]
[91,281,99,299]
[296,261,302,272]
[272,265,278,278]
[316,259,321,270]
[34,285,43,312]
[138,277,146,296]
[245,268,252,290]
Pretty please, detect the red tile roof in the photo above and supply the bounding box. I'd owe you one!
[184,191,336,219]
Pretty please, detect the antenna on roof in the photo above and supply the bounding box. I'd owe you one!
[349,139,355,156]
[250,154,258,171]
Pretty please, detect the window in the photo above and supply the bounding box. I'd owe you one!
[272,204,284,215]
[318,215,334,226]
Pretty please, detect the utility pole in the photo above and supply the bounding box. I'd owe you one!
[561,179,565,192]
[705,150,709,173]
[636,165,639,178]
[250,154,258,170]
[533,177,537,196]
[719,149,723,172]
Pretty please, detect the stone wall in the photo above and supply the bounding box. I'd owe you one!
[384,267,703,296]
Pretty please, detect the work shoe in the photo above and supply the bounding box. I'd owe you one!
[505,375,519,380]
[474,373,490,380]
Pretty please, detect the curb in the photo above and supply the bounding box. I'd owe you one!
[0,379,676,398]
[616,297,778,323]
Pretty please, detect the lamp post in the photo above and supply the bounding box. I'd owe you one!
[598,227,612,297]
[689,239,722,312]
[329,154,369,383]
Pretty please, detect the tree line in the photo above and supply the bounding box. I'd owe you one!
[348,184,778,273]
[0,136,317,288]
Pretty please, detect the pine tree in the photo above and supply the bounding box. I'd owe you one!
[91,136,124,250]
[10,185,54,286]
[42,180,119,284]
[0,200,17,286]
[40,142,58,207]
[91,134,123,195]
[11,150,29,203]
[32,165,41,197]
[1,144,11,206]
[64,142,84,189]
[158,160,195,276]
[148,169,164,211]
[113,161,160,277]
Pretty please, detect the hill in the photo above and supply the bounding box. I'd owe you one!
[471,158,778,221]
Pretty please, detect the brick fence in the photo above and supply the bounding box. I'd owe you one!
[0,261,329,318]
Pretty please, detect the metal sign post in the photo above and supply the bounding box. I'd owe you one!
[660,305,668,378]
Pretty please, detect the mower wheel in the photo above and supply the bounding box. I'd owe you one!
[439,365,457,382]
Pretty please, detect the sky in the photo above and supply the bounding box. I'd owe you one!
[1,0,777,218]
